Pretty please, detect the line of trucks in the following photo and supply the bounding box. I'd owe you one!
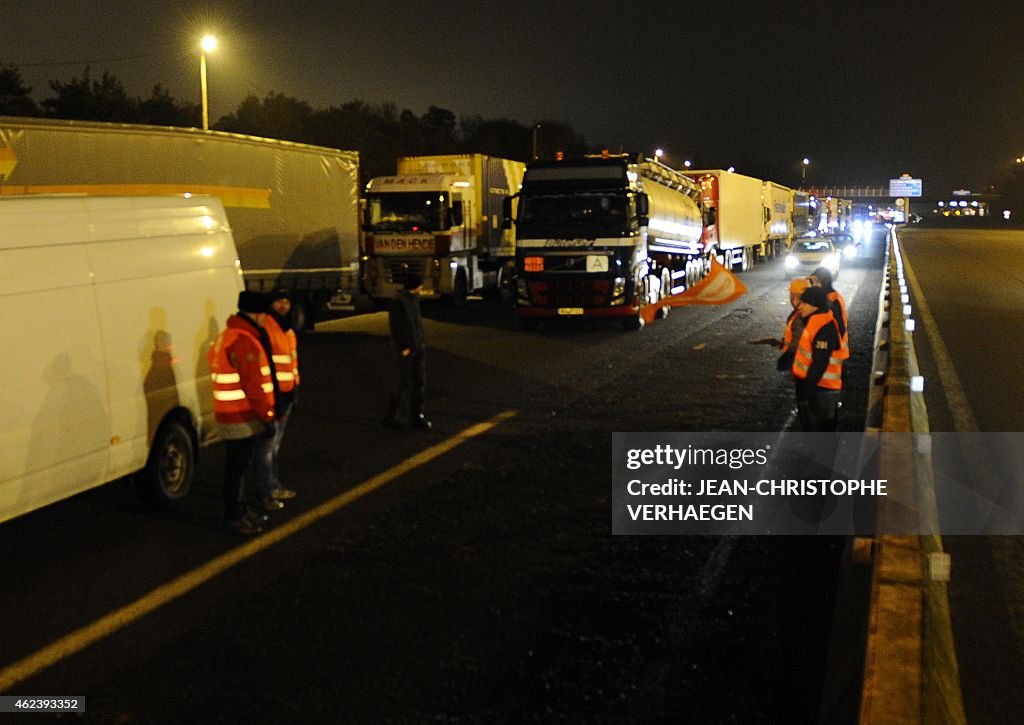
[0,116,853,523]
[0,117,851,330]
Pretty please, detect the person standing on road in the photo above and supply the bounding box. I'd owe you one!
[209,291,277,535]
[791,285,843,431]
[747,277,811,372]
[809,266,849,362]
[777,276,812,370]
[252,288,299,507]
[384,273,431,430]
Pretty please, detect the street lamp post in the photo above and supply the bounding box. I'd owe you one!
[200,35,217,131]
[802,157,810,183]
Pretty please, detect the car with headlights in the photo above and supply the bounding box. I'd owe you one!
[825,231,860,261]
[783,238,841,279]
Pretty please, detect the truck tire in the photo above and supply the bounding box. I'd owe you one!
[658,269,672,319]
[741,247,753,272]
[136,419,195,507]
[291,297,315,332]
[623,312,645,331]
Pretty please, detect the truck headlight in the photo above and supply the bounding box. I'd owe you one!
[785,255,799,269]
[516,278,530,303]
[610,277,626,305]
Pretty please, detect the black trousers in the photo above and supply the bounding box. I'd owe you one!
[386,348,426,421]
[796,389,841,432]
[223,436,257,520]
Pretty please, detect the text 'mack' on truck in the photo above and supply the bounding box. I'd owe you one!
[685,169,795,271]
[361,155,526,305]
[506,152,707,331]
[0,116,361,330]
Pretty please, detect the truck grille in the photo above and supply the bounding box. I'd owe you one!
[529,278,611,307]
[386,258,429,282]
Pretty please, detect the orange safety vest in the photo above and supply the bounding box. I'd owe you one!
[781,310,804,353]
[828,290,850,360]
[792,310,843,390]
[262,315,299,393]
[208,318,275,430]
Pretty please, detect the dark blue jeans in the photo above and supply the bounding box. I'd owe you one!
[223,436,257,520]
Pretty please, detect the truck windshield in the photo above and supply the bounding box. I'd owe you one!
[364,192,449,232]
[517,191,631,238]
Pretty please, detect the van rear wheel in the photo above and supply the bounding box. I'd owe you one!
[136,420,195,507]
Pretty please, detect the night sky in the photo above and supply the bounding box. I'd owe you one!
[4,0,1023,195]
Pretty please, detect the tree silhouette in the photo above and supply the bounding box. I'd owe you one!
[42,66,137,122]
[0,62,40,117]
[138,84,199,127]
[460,116,532,161]
[4,61,593,181]
[215,91,314,142]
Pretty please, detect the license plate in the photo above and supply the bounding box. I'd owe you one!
[557,307,584,315]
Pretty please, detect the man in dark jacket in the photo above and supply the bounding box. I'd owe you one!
[384,273,431,429]
[791,285,843,431]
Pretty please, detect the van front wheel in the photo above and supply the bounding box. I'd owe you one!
[137,420,195,507]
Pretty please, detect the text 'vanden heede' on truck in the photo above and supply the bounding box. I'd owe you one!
[0,116,361,329]
[503,152,709,330]
[360,154,526,304]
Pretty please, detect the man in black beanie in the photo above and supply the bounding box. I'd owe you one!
[384,272,431,429]
[790,285,843,431]
[208,290,277,535]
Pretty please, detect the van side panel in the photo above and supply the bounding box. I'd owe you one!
[0,243,111,521]
[0,195,242,524]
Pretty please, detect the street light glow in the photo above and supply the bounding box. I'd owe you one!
[201,35,218,53]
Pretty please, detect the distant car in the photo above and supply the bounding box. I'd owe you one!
[784,239,841,279]
[825,232,860,261]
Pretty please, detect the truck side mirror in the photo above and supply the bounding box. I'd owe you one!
[636,193,650,227]
[502,196,515,229]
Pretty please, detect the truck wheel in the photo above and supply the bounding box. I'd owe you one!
[136,420,195,507]
[687,260,699,289]
[741,247,753,272]
[623,313,645,331]
[291,298,315,331]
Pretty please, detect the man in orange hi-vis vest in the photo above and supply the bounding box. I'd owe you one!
[791,285,843,431]
[209,291,276,536]
[252,288,300,506]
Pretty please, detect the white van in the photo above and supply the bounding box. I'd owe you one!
[0,195,243,523]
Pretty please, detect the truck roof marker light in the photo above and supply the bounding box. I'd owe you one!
[602,149,610,158]
[555,151,564,161]
[453,181,471,188]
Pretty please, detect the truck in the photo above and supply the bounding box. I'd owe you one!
[507,152,706,330]
[762,180,796,257]
[827,196,853,231]
[686,169,790,271]
[361,154,526,304]
[792,190,815,238]
[0,116,361,330]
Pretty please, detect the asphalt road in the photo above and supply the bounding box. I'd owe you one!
[899,225,1024,724]
[0,235,886,724]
